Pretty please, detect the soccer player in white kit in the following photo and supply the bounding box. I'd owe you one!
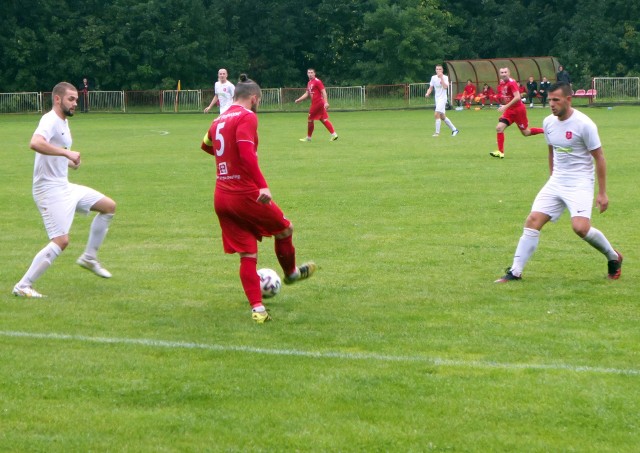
[425,65,459,137]
[495,82,622,283]
[13,82,117,298]
[204,68,236,115]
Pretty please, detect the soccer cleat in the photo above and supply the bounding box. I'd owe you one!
[490,150,504,159]
[284,261,317,285]
[494,268,522,283]
[330,133,338,141]
[252,310,272,324]
[432,133,439,137]
[452,129,460,137]
[13,284,45,298]
[607,251,623,280]
[77,255,112,278]
[299,137,311,142]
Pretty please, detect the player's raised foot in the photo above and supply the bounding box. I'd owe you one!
[494,268,522,283]
[13,284,45,298]
[77,255,112,278]
[299,137,311,142]
[330,133,338,141]
[489,150,504,159]
[607,250,623,280]
[452,129,460,137]
[284,261,317,285]
[252,309,272,324]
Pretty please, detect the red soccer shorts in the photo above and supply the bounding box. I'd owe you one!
[500,103,529,130]
[214,190,291,254]
[308,103,329,121]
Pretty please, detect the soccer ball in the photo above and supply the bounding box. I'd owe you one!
[257,268,281,298]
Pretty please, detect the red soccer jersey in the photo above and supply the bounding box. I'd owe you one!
[497,78,523,109]
[464,84,476,96]
[307,77,325,106]
[203,104,265,194]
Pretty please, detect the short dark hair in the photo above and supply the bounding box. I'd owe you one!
[52,82,76,98]
[234,74,261,99]
[548,81,572,96]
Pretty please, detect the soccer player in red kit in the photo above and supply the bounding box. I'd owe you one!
[295,68,338,142]
[201,74,316,323]
[489,67,544,159]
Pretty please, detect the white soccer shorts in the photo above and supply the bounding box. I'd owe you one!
[530,179,595,222]
[34,183,105,239]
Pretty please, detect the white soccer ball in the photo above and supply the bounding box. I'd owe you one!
[257,268,281,298]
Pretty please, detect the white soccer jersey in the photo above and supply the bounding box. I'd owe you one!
[543,109,601,183]
[429,74,449,103]
[215,81,235,114]
[32,110,72,190]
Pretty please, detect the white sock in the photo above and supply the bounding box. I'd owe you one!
[252,305,266,313]
[84,213,113,260]
[444,118,456,131]
[435,119,441,134]
[583,227,617,260]
[511,228,540,276]
[19,242,62,287]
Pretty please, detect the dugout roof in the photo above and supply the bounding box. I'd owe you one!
[444,56,560,96]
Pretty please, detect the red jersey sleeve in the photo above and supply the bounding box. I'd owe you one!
[236,113,267,189]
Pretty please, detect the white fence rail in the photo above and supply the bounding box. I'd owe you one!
[593,77,640,104]
[0,92,42,113]
[161,90,202,112]
[88,91,125,112]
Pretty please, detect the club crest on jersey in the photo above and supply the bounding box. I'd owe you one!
[566,131,573,139]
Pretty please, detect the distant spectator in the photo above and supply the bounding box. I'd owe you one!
[526,76,538,108]
[459,80,476,109]
[78,77,91,113]
[539,76,551,108]
[556,65,571,86]
[475,84,496,108]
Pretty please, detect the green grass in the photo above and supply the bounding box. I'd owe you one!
[1,106,639,452]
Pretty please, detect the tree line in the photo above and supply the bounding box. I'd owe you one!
[1,0,639,92]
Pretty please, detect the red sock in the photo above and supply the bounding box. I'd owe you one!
[275,235,296,276]
[322,120,335,134]
[307,121,314,137]
[239,257,262,309]
[497,132,505,152]
[530,127,544,135]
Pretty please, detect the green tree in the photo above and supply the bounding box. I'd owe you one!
[356,0,459,83]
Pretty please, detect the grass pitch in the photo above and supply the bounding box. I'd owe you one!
[1,106,639,452]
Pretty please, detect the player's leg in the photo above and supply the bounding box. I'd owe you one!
[442,113,458,135]
[495,211,550,283]
[76,189,116,278]
[238,252,271,323]
[13,236,67,298]
[490,120,509,158]
[320,118,338,141]
[568,189,623,279]
[13,190,77,297]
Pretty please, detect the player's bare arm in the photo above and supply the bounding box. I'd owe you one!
[30,134,81,165]
[321,89,329,109]
[295,92,309,103]
[592,147,608,213]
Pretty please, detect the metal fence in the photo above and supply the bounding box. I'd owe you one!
[0,92,42,113]
[593,77,640,104]
[0,82,514,114]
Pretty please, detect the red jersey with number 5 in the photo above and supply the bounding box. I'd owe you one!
[203,104,261,194]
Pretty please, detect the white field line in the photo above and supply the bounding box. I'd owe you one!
[1,330,639,377]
